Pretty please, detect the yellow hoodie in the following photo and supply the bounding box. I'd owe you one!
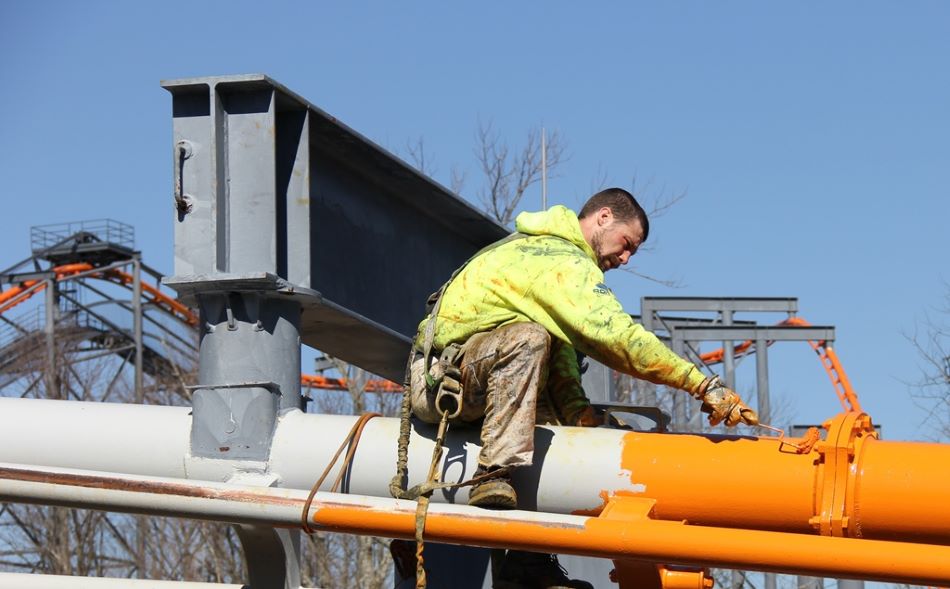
[416,205,706,421]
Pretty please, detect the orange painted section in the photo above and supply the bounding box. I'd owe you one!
[308,497,950,584]
[618,413,950,546]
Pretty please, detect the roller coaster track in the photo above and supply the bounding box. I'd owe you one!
[697,316,861,413]
[0,262,196,325]
[0,260,400,393]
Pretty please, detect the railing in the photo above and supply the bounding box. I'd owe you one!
[30,219,135,252]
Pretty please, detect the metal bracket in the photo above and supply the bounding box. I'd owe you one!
[227,472,301,589]
[810,411,877,537]
[592,402,671,432]
[189,381,283,461]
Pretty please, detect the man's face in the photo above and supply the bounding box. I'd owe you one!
[589,214,644,272]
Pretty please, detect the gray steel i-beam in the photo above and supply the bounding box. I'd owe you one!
[161,74,506,383]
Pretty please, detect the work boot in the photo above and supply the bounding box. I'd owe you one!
[494,550,594,589]
[468,466,517,509]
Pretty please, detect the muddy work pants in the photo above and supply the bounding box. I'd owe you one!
[410,322,551,469]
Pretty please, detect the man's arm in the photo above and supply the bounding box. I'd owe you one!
[526,258,757,426]
[546,339,592,426]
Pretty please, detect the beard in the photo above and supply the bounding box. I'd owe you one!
[589,229,615,271]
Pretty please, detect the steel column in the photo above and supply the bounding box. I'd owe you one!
[670,334,687,429]
[638,300,658,406]
[722,309,735,391]
[43,278,57,399]
[755,337,771,424]
[132,257,147,580]
[132,257,144,403]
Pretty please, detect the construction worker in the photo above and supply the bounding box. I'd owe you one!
[408,187,758,587]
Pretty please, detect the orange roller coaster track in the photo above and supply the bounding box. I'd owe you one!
[0,263,197,326]
[697,316,861,413]
[0,262,402,392]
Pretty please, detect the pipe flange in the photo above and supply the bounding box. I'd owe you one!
[810,412,877,537]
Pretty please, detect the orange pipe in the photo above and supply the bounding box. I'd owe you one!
[618,412,950,546]
[310,497,950,585]
[2,460,948,584]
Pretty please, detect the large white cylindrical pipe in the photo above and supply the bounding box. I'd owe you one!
[0,397,627,514]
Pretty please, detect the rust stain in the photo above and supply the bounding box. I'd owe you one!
[0,466,301,508]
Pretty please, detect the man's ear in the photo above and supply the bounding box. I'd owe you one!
[598,207,613,226]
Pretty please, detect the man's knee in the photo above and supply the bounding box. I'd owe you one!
[502,322,551,357]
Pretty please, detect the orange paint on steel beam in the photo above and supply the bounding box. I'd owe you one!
[617,412,950,545]
[309,497,950,585]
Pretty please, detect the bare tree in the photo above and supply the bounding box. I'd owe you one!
[405,136,436,178]
[475,119,567,226]
[907,285,950,440]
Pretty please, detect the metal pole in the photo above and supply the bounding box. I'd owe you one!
[751,334,773,589]
[755,336,771,424]
[131,260,147,580]
[722,309,735,389]
[671,333,687,430]
[639,299,657,406]
[541,127,547,210]
[132,257,144,404]
[189,290,303,589]
[43,279,58,400]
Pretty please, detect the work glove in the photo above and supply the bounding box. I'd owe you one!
[570,405,602,427]
[696,376,759,427]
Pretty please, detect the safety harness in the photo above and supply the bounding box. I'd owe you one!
[389,232,527,588]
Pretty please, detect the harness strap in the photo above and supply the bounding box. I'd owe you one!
[393,231,530,588]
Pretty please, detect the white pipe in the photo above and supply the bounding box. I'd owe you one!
[0,397,630,515]
[0,572,249,589]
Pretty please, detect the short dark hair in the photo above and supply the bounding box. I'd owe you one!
[578,188,650,243]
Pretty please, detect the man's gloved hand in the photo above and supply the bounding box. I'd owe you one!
[570,405,603,427]
[696,376,759,427]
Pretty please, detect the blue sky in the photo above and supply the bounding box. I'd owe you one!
[1,1,948,443]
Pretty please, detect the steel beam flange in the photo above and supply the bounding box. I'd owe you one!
[810,412,877,537]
